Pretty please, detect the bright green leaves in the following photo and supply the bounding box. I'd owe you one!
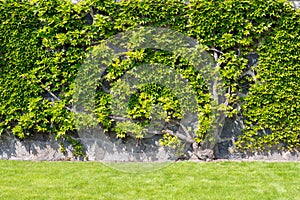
[239,5,300,151]
[126,84,182,121]
[219,52,248,83]
[12,97,50,138]
[159,132,185,156]
[96,48,211,141]
[0,1,43,137]
[115,121,146,139]
[1,0,299,153]
[113,0,188,31]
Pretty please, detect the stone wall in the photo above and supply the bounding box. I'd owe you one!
[0,132,174,161]
[0,132,299,161]
[0,133,71,161]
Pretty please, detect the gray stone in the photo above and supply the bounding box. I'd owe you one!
[292,1,300,9]
[78,131,174,162]
[245,151,299,161]
[0,130,299,162]
[0,130,176,162]
[0,133,72,161]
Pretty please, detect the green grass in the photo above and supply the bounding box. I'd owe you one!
[0,160,299,200]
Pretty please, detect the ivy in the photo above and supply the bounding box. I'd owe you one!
[0,0,299,155]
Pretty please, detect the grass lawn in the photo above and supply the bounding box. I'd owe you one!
[0,160,299,200]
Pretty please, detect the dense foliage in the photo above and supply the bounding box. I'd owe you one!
[0,0,299,156]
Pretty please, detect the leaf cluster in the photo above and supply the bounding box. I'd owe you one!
[0,0,299,153]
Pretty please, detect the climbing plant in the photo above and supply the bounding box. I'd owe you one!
[0,0,299,157]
